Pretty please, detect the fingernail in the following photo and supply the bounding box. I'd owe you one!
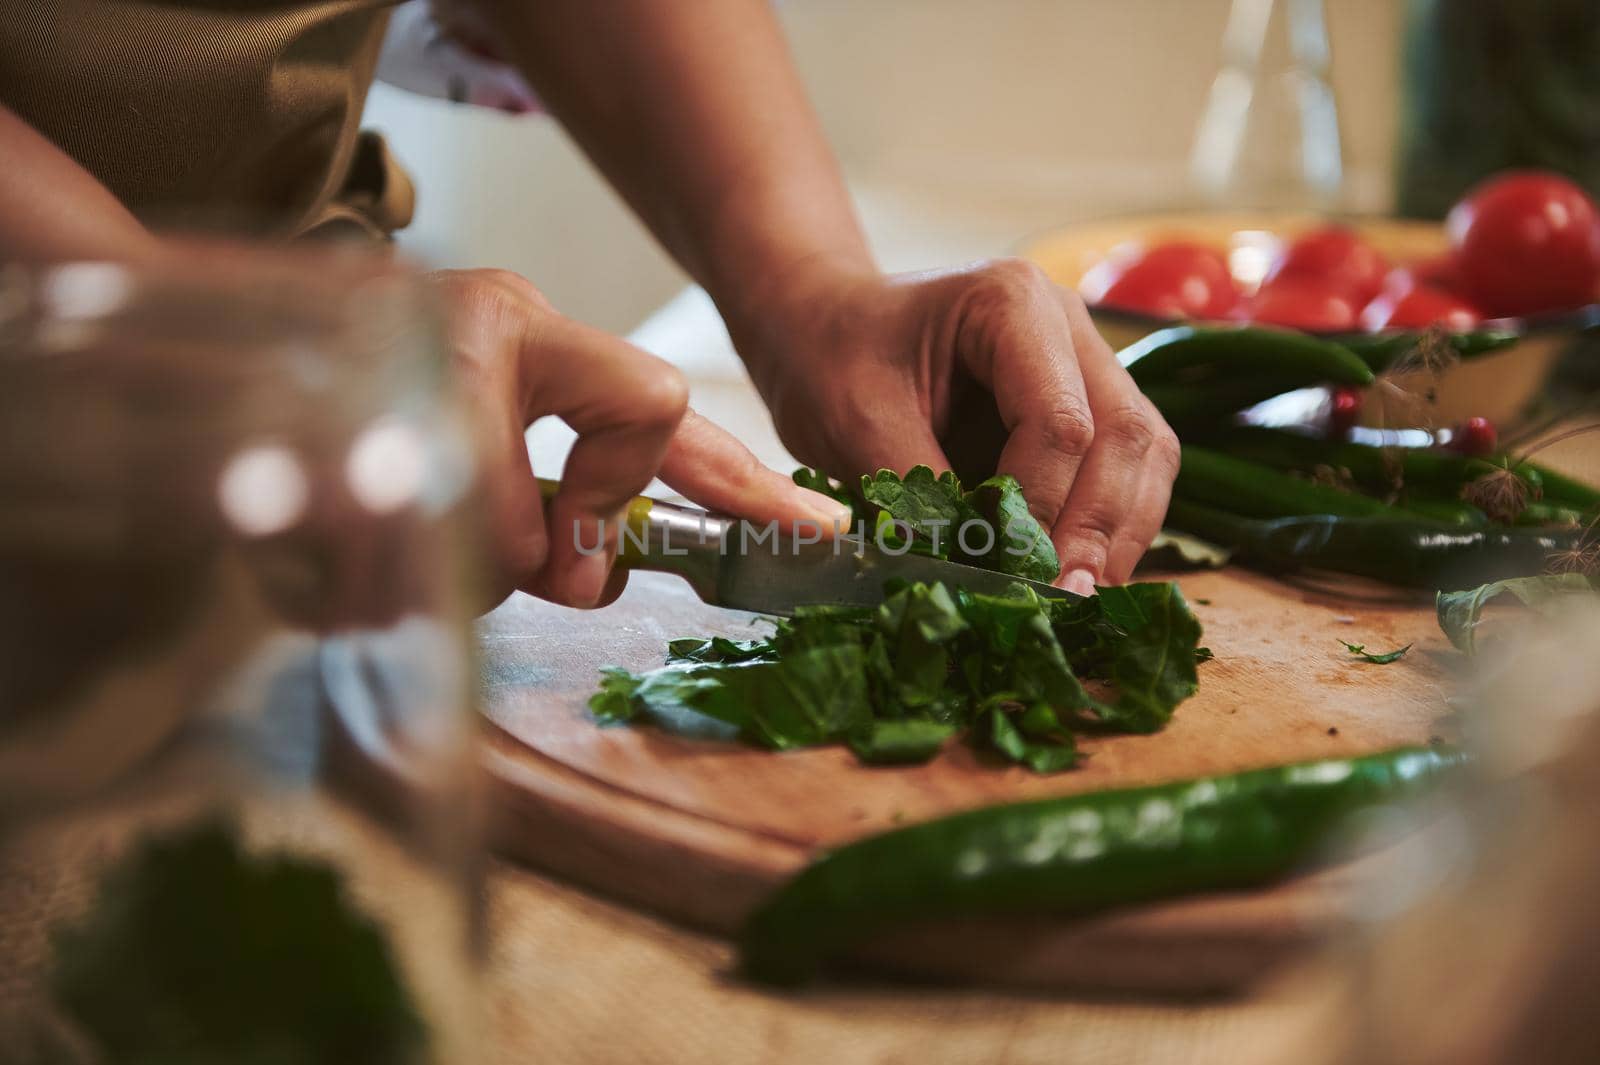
[798,491,855,535]
[562,551,610,608]
[1060,568,1097,597]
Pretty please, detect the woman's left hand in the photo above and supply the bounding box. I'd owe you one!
[733,258,1180,593]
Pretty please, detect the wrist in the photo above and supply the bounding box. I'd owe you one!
[716,248,881,397]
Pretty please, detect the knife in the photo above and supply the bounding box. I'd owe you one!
[539,478,1074,615]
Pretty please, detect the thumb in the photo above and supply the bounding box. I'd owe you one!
[657,409,854,534]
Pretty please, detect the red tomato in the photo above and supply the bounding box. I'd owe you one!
[1381,255,1462,298]
[1237,277,1359,332]
[1446,170,1600,317]
[1080,241,1239,320]
[1359,285,1483,332]
[1267,226,1390,304]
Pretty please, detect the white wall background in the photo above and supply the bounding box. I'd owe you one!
[361,0,1404,336]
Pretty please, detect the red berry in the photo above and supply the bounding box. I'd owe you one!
[1328,387,1364,437]
[1450,416,1498,457]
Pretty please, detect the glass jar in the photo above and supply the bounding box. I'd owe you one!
[0,249,483,1065]
[1188,0,1345,211]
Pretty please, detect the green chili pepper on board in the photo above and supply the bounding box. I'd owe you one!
[739,745,1465,986]
[1165,500,1581,590]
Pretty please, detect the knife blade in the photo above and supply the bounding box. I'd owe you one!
[539,479,1074,615]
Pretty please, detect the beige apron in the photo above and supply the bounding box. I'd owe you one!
[0,0,414,240]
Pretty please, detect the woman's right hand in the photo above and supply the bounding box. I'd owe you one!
[432,269,851,610]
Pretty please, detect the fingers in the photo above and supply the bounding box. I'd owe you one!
[517,313,689,607]
[444,268,858,610]
[954,260,1096,538]
[658,409,855,534]
[1102,402,1181,584]
[487,423,550,600]
[1046,291,1176,588]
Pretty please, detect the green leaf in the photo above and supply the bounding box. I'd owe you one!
[963,475,1060,582]
[1143,528,1233,570]
[1094,582,1203,733]
[855,466,1060,582]
[860,465,978,559]
[589,666,644,724]
[792,467,866,520]
[848,719,957,765]
[1436,573,1595,654]
[665,635,773,663]
[1340,641,1413,664]
[605,660,750,743]
[983,700,1079,772]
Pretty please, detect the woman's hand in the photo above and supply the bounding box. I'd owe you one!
[733,259,1180,594]
[433,269,852,609]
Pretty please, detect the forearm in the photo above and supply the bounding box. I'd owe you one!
[471,0,875,345]
[0,104,159,262]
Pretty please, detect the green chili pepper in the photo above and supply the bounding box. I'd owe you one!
[1515,501,1588,528]
[1165,499,1582,589]
[1176,445,1421,520]
[1523,461,1600,511]
[739,745,1465,986]
[1207,426,1543,500]
[1121,326,1375,389]
[1335,329,1518,374]
[1142,375,1322,431]
[1401,498,1489,527]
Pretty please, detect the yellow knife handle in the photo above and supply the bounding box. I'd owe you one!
[535,477,656,566]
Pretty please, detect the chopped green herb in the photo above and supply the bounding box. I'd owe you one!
[591,576,1202,772]
[1340,640,1412,664]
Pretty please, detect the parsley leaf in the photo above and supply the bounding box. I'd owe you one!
[1340,640,1413,664]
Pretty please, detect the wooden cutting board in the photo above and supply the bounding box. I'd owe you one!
[479,567,1455,993]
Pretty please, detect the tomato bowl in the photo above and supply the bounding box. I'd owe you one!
[1019,208,1600,429]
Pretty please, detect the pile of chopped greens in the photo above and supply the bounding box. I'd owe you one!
[590,467,1204,772]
